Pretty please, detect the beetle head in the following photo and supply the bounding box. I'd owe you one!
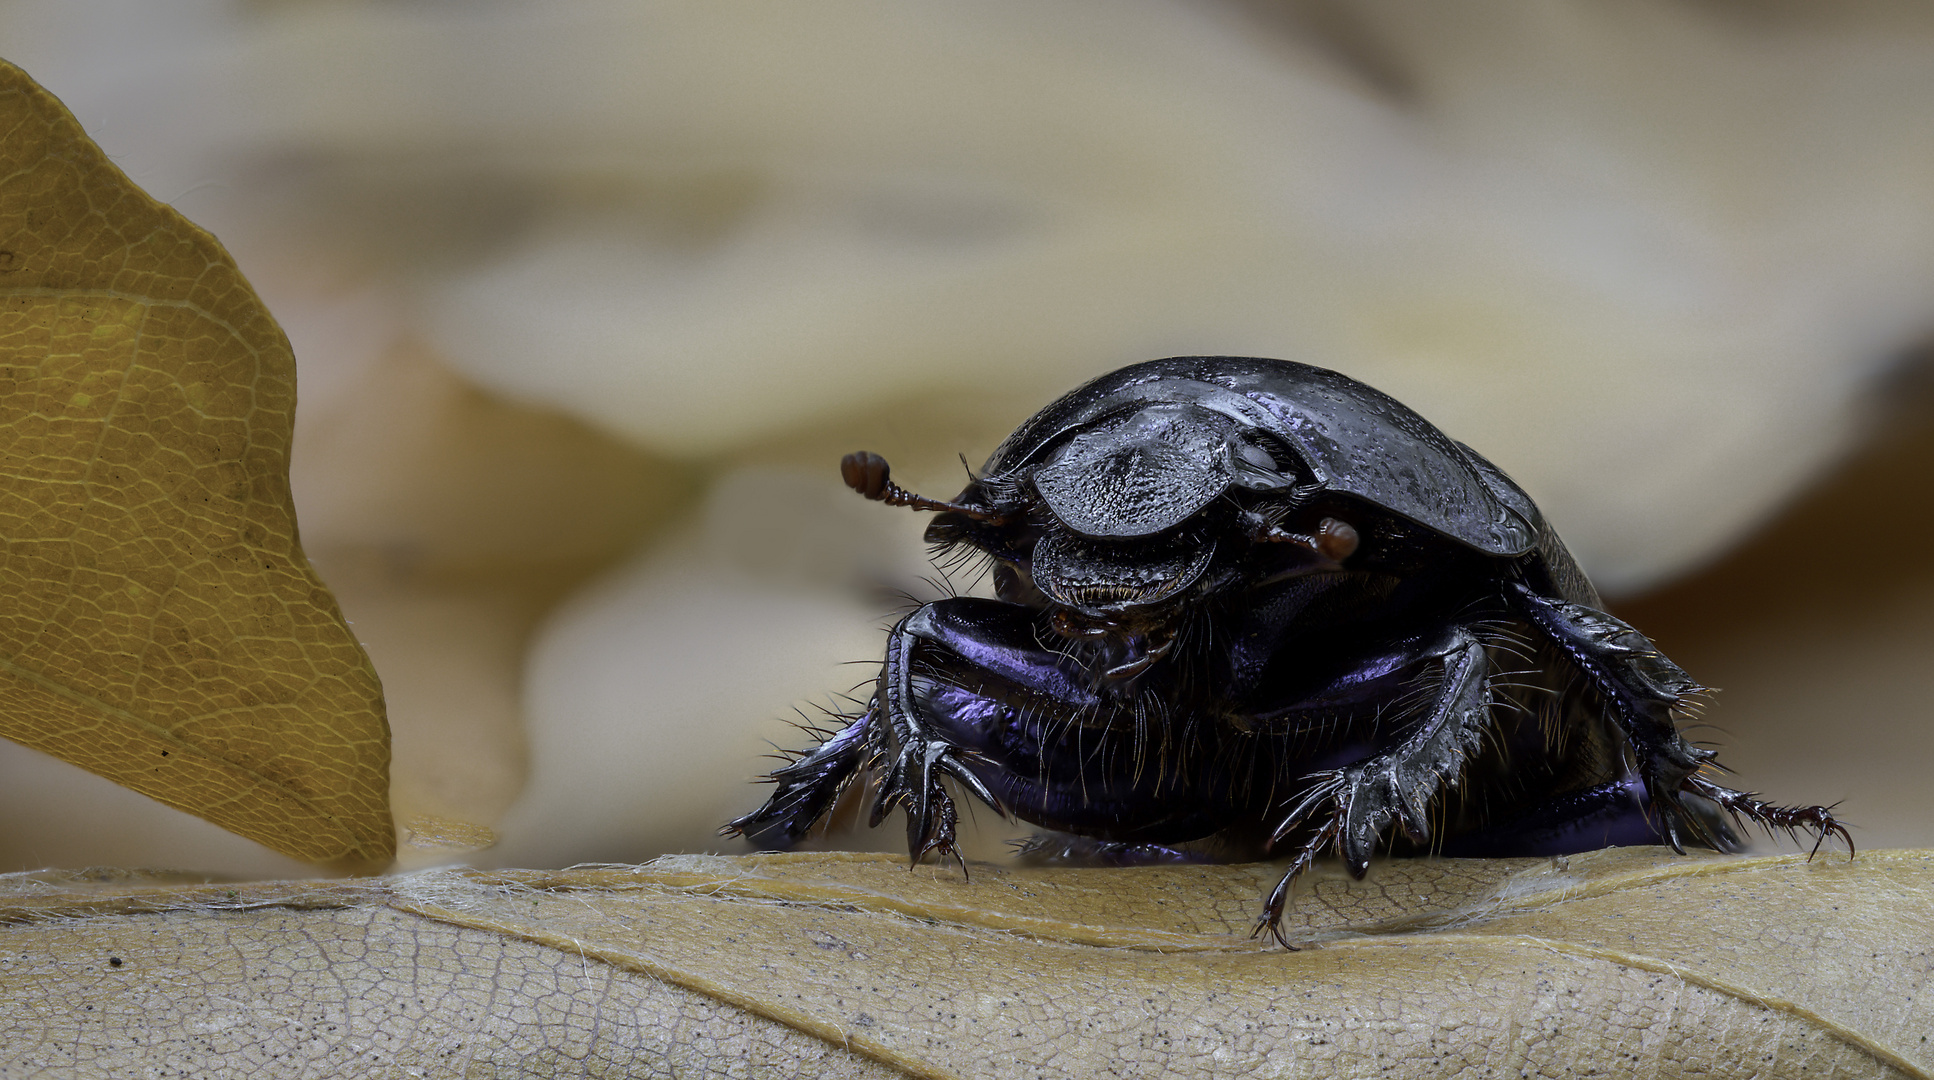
[844,400,1332,632]
[1017,403,1305,626]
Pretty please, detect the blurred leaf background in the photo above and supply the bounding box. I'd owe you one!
[0,60,393,868]
[0,0,1929,876]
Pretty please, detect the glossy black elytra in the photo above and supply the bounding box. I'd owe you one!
[723,356,1850,946]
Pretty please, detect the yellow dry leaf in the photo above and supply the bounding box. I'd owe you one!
[0,61,392,866]
[1,849,1927,1077]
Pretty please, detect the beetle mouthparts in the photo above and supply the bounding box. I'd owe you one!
[1031,530,1216,614]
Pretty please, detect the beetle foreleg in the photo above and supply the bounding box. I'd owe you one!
[1256,626,1493,945]
[867,605,1007,868]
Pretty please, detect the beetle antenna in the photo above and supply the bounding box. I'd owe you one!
[842,451,1004,521]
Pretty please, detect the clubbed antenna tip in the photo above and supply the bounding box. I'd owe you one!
[839,451,1004,521]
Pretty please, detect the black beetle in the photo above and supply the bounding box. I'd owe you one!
[725,356,1849,944]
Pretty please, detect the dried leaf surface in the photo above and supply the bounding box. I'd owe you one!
[2,849,1927,1077]
[0,61,391,865]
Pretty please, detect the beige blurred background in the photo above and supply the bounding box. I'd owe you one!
[0,0,1929,876]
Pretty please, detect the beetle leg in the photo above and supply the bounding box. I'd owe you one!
[1255,781,1346,949]
[1680,776,1854,861]
[737,597,1221,864]
[1012,833,1214,866]
[1255,626,1493,945]
[1506,582,1849,857]
[1437,775,1658,856]
[866,604,1013,869]
[721,705,877,849]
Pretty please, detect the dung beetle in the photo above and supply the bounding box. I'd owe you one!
[725,356,1850,945]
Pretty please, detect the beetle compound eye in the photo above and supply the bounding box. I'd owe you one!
[1316,518,1360,562]
[992,562,1053,608]
[1234,441,1277,472]
[1227,434,1304,494]
[992,562,1019,596]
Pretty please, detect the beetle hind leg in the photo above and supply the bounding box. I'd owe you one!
[1255,786,1348,949]
[1507,582,1850,859]
[1680,776,1854,860]
[1012,833,1214,866]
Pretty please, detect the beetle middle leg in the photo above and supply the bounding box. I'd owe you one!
[1256,624,1494,947]
[1506,582,1851,858]
[721,707,875,850]
[728,601,1047,867]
